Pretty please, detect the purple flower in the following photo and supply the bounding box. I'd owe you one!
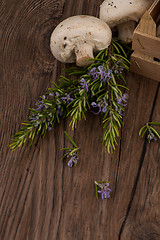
[35,95,48,111]
[61,94,74,104]
[89,66,112,82]
[97,66,112,82]
[57,105,63,117]
[29,116,38,121]
[89,67,99,80]
[147,131,157,141]
[35,105,43,111]
[91,102,97,107]
[104,69,112,82]
[49,92,55,97]
[97,182,111,200]
[29,115,39,127]
[117,93,128,106]
[67,155,78,167]
[91,102,101,115]
[97,65,106,81]
[91,96,108,115]
[55,92,60,104]
[102,106,107,113]
[47,122,52,131]
[80,78,89,92]
[113,59,125,74]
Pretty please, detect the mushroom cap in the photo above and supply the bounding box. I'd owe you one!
[50,15,112,63]
[100,0,154,27]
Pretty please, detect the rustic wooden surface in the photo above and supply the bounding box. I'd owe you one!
[0,0,160,239]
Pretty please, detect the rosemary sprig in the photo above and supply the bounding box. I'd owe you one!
[94,181,111,200]
[139,122,160,143]
[61,131,79,167]
[9,38,130,153]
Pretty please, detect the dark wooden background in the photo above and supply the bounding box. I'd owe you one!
[0,0,160,239]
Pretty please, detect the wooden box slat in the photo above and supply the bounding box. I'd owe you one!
[132,32,160,59]
[130,0,160,81]
[148,0,160,19]
[131,52,160,82]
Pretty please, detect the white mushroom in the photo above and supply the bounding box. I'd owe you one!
[50,15,112,67]
[99,0,153,43]
[117,21,137,43]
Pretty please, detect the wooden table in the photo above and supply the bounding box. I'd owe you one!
[0,0,160,239]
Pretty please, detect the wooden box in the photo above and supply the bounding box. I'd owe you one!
[130,0,160,82]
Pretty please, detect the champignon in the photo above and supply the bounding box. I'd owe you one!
[50,15,112,67]
[99,0,153,43]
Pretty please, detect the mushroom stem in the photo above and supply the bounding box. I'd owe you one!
[75,42,94,67]
[117,20,137,43]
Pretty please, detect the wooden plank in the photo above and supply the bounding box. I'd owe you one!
[132,32,160,59]
[135,11,156,35]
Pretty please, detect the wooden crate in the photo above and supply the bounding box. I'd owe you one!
[130,0,160,82]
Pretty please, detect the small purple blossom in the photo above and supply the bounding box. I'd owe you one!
[88,67,99,80]
[49,92,55,97]
[29,95,49,126]
[97,65,112,82]
[104,69,112,82]
[91,102,107,114]
[147,130,157,141]
[80,78,89,92]
[29,116,38,121]
[112,59,125,75]
[97,65,107,81]
[57,105,63,117]
[97,182,111,200]
[61,94,74,104]
[91,96,108,115]
[91,102,97,107]
[29,115,39,127]
[89,66,112,82]
[91,102,101,115]
[47,122,52,131]
[117,93,128,106]
[67,154,78,167]
[35,105,44,111]
[102,106,107,113]
[35,95,48,111]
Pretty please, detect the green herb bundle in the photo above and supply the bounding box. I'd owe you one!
[139,122,160,142]
[9,39,131,153]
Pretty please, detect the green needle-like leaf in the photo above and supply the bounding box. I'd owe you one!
[64,131,77,148]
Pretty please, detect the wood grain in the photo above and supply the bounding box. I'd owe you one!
[0,0,160,240]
